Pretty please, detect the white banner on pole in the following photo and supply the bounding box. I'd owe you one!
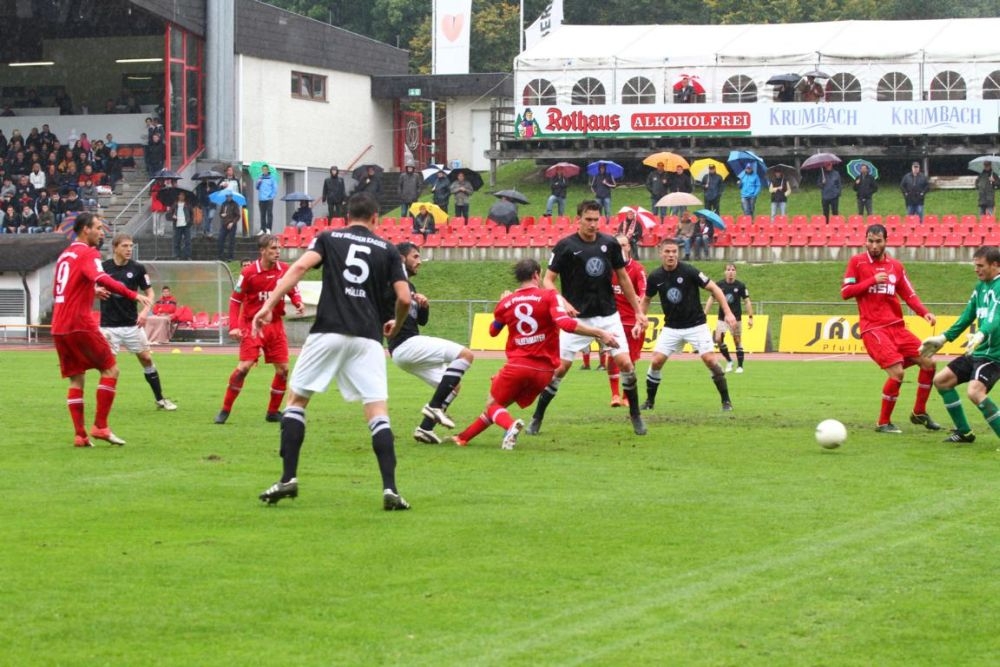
[524,0,564,50]
[433,0,472,75]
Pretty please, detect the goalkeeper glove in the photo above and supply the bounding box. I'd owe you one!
[919,334,946,358]
[964,331,985,356]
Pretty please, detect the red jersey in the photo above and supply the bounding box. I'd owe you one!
[229,259,302,330]
[51,241,137,335]
[491,286,579,370]
[612,258,647,326]
[841,250,928,334]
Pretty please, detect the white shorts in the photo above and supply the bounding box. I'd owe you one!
[290,333,387,403]
[653,324,716,357]
[101,326,150,355]
[559,313,628,362]
[390,335,464,388]
[714,320,744,338]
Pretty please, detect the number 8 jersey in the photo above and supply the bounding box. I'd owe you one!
[492,285,580,371]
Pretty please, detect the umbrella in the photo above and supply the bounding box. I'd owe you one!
[493,189,529,205]
[968,156,1000,174]
[587,160,624,179]
[846,159,880,180]
[727,150,768,183]
[351,164,383,182]
[544,162,580,178]
[803,69,831,79]
[151,168,182,180]
[643,151,690,171]
[766,73,800,86]
[801,152,842,170]
[673,74,705,95]
[248,161,281,189]
[694,208,726,231]
[281,191,313,202]
[409,202,448,226]
[767,163,801,189]
[690,158,730,181]
[422,165,449,183]
[487,200,520,228]
[209,188,247,207]
[156,186,194,207]
[448,168,484,191]
[191,169,224,180]
[655,192,702,208]
[617,206,658,230]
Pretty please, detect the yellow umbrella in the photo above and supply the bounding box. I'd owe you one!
[643,151,690,171]
[409,202,448,226]
[689,158,730,181]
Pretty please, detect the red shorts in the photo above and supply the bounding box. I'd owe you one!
[622,322,644,363]
[490,364,555,408]
[862,324,921,369]
[239,321,289,364]
[54,330,115,377]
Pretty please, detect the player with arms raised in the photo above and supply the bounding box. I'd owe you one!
[52,212,152,447]
[841,223,940,434]
[215,234,304,424]
[450,258,619,449]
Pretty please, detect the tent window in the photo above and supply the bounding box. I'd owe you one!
[522,79,556,106]
[984,71,1000,100]
[877,72,913,101]
[572,77,606,105]
[826,74,861,102]
[722,75,756,104]
[621,77,654,105]
[929,70,966,100]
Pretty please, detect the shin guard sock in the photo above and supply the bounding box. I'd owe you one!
[67,387,86,437]
[430,358,471,407]
[486,404,514,430]
[369,416,397,492]
[268,371,288,414]
[736,348,745,368]
[622,371,640,416]
[606,357,621,395]
[143,365,164,401]
[279,407,306,482]
[939,387,972,433]
[532,377,562,420]
[457,414,491,444]
[913,367,935,415]
[645,368,662,404]
[879,377,903,425]
[718,343,732,362]
[223,369,247,412]
[94,377,118,429]
[711,369,731,403]
[977,397,1000,437]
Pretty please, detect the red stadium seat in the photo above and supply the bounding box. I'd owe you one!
[312,217,329,229]
[729,232,752,246]
[329,217,346,228]
[847,215,864,229]
[298,226,316,247]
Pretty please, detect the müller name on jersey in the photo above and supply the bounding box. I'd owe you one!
[345,286,367,297]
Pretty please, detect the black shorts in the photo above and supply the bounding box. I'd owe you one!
[946,355,1000,391]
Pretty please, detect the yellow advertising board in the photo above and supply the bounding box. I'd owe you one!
[778,315,969,355]
[469,313,769,352]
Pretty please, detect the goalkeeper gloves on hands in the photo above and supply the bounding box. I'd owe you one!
[920,334,946,358]
[964,331,985,356]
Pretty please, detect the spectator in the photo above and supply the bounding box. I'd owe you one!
[193,178,218,238]
[3,205,20,233]
[976,162,1000,216]
[106,148,123,193]
[676,76,697,103]
[152,286,178,315]
[54,89,73,115]
[853,163,879,216]
[145,132,165,176]
[818,164,842,220]
[146,286,178,345]
[668,165,693,216]
[545,167,569,217]
[78,179,98,210]
[168,191,193,260]
[397,163,422,218]
[28,162,45,191]
[900,161,929,223]
[149,180,169,236]
[50,192,64,226]
[37,203,54,232]
[412,205,436,238]
[63,189,85,214]
[320,165,346,219]
[21,204,40,233]
[220,164,242,194]
[450,171,474,220]
[254,163,276,235]
[675,211,695,260]
[356,165,382,202]
[769,167,791,217]
[217,191,242,261]
[798,75,824,102]
[776,81,796,102]
[431,169,451,213]
[291,201,313,230]
[692,214,714,260]
[615,208,643,259]
[590,163,616,216]
[646,163,670,219]
[0,176,15,200]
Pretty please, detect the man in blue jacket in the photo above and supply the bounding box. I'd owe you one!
[255,164,276,235]
[738,164,761,216]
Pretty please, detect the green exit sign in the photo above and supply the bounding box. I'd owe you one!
[408,88,421,97]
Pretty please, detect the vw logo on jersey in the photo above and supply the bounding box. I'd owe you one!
[667,287,683,304]
[585,256,606,277]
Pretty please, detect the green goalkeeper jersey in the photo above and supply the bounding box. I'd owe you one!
[943,275,1000,361]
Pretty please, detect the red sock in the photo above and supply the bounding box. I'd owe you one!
[879,377,902,425]
[599,350,610,367]
[914,367,934,415]
[607,357,621,395]
[486,403,514,430]
[94,377,118,429]
[222,369,246,412]
[457,414,491,444]
[67,387,86,437]
[581,351,591,367]
[267,373,287,413]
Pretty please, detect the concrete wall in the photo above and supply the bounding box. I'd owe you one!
[445,97,496,172]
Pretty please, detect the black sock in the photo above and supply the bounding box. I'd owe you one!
[144,366,164,401]
[736,348,745,367]
[280,407,306,482]
[430,359,470,407]
[622,371,640,417]
[718,344,732,362]
[646,369,661,404]
[532,379,560,420]
[712,370,731,403]
[370,416,397,492]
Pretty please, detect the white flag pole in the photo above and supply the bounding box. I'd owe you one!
[519,0,525,52]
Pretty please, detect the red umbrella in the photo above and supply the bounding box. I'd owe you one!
[545,162,580,178]
[673,74,705,95]
[617,206,658,230]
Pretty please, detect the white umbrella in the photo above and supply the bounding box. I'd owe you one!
[969,155,1000,174]
[655,192,702,208]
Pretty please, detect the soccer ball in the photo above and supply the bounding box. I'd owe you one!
[815,419,847,449]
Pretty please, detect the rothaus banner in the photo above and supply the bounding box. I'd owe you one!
[779,315,970,354]
[433,0,471,75]
[513,100,1000,139]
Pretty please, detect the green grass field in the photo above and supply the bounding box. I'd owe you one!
[5,349,1000,665]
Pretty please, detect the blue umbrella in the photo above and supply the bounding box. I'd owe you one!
[209,188,247,207]
[281,191,313,202]
[727,150,768,184]
[846,159,879,180]
[694,208,726,230]
[586,160,624,179]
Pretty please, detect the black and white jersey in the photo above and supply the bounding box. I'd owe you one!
[308,226,406,341]
[385,278,429,354]
[99,258,151,327]
[548,231,625,318]
[716,279,750,320]
[646,261,711,328]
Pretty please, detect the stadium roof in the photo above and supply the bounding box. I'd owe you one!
[0,236,69,273]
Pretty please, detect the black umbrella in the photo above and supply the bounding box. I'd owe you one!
[493,189,530,205]
[487,200,519,228]
[803,69,831,79]
[351,164,383,181]
[448,168,484,191]
[151,168,182,180]
[156,186,195,207]
[192,169,224,180]
[766,73,800,86]
[767,164,801,189]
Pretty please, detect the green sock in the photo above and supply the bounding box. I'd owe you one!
[976,397,1000,437]
[939,388,972,434]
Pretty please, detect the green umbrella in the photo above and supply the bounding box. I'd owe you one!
[247,161,281,189]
